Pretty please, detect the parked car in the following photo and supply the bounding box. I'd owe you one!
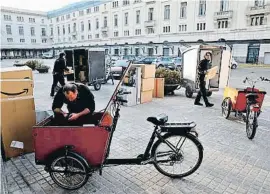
[42,52,54,59]
[133,57,156,64]
[172,57,182,70]
[121,55,136,62]
[231,58,238,69]
[110,60,130,78]
[152,57,176,70]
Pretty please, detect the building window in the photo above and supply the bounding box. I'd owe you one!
[4,15,11,21]
[163,26,171,33]
[147,28,154,34]
[134,0,141,3]
[136,10,140,24]
[81,21,84,32]
[7,38,13,42]
[61,16,64,21]
[41,19,44,23]
[42,39,47,43]
[104,17,107,27]
[114,15,118,27]
[66,14,70,19]
[199,0,206,16]
[31,39,36,43]
[61,25,65,35]
[95,34,99,38]
[220,0,229,11]
[114,31,119,37]
[197,23,206,31]
[86,8,91,14]
[255,0,265,6]
[104,4,107,10]
[114,49,119,55]
[180,2,187,18]
[79,10,84,16]
[96,19,99,29]
[73,23,76,32]
[88,20,91,31]
[251,15,264,26]
[42,28,46,36]
[113,1,119,8]
[123,0,130,6]
[94,6,99,12]
[148,8,154,21]
[179,24,187,31]
[135,29,141,35]
[31,27,35,36]
[51,28,53,36]
[164,5,170,20]
[68,24,70,33]
[17,16,24,22]
[88,35,92,39]
[218,20,228,28]
[124,13,128,25]
[29,18,35,23]
[6,25,12,35]
[19,26,24,35]
[20,39,25,43]
[57,26,60,35]
[81,35,84,40]
[124,30,129,36]
[73,12,76,17]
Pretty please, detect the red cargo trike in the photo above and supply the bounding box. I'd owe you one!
[33,63,204,190]
[221,76,269,139]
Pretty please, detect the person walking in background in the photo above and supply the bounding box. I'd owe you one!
[50,52,69,97]
[194,52,214,107]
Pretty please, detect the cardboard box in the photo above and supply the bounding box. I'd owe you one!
[141,90,153,104]
[0,79,34,99]
[0,66,33,80]
[1,96,36,159]
[134,64,155,78]
[141,78,155,92]
[153,78,165,98]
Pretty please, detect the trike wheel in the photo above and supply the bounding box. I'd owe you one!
[49,154,89,190]
[94,83,101,91]
[151,133,203,178]
[246,107,258,140]
[206,91,212,97]
[221,98,232,119]
[185,86,193,98]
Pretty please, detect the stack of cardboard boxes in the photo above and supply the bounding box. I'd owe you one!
[1,66,36,159]
[140,65,156,103]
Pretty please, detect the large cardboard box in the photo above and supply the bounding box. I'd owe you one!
[134,64,155,78]
[141,78,155,92]
[153,78,165,98]
[0,66,33,80]
[141,90,153,104]
[1,96,36,159]
[0,79,34,99]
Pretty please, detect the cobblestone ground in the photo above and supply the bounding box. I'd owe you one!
[2,62,270,194]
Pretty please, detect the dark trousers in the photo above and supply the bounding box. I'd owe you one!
[52,112,96,126]
[50,74,65,96]
[195,81,209,105]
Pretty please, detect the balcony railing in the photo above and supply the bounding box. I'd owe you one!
[246,4,270,15]
[214,10,233,19]
[144,20,156,27]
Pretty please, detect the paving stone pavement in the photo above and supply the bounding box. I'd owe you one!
[2,66,270,194]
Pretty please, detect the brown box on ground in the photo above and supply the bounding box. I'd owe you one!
[141,64,156,78]
[0,79,34,99]
[141,90,153,104]
[0,66,33,80]
[153,78,165,98]
[1,97,36,159]
[141,78,155,92]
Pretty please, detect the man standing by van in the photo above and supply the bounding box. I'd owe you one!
[50,52,69,97]
[194,52,214,107]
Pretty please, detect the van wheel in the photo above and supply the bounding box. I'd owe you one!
[94,83,101,91]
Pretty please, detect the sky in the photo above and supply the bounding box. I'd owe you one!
[1,0,86,12]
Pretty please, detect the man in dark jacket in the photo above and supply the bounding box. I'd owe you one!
[194,52,214,107]
[50,52,69,97]
[52,83,96,126]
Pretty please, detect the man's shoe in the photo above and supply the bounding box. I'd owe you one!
[194,102,203,106]
[206,103,214,107]
[50,94,54,97]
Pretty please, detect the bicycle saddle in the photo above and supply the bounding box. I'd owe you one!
[147,114,168,126]
[246,93,259,98]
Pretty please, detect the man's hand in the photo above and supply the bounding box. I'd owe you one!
[68,113,80,121]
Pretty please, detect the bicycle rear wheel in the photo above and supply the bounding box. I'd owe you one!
[246,106,258,140]
[151,133,203,178]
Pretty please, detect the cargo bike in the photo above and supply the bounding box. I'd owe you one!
[221,76,269,139]
[33,63,204,190]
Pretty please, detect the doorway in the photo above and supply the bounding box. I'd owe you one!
[247,44,260,64]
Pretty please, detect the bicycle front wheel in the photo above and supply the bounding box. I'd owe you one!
[246,106,258,140]
[151,133,203,178]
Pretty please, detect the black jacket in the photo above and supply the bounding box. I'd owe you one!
[197,59,210,80]
[53,58,69,75]
[52,83,95,113]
